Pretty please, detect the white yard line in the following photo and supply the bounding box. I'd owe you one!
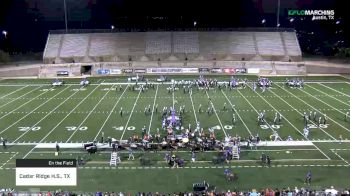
[307,84,350,107]
[319,83,350,98]
[248,85,307,138]
[0,85,28,99]
[300,86,347,116]
[277,84,350,134]
[0,86,41,110]
[331,149,350,165]
[172,88,175,109]
[66,85,116,142]
[119,90,142,141]
[221,90,252,136]
[236,89,275,132]
[0,152,18,169]
[205,91,227,137]
[12,86,84,143]
[148,85,159,135]
[296,86,350,133]
[249,86,332,160]
[93,86,129,141]
[268,86,337,140]
[0,86,69,135]
[189,89,198,123]
[22,84,103,159]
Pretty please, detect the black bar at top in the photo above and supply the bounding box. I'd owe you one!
[16,159,76,167]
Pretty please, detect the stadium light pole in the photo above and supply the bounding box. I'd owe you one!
[63,0,68,33]
[2,31,7,38]
[276,0,280,28]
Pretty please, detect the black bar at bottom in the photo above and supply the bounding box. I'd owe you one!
[16,159,76,168]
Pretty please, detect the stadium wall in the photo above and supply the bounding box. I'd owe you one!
[0,65,40,77]
[2,60,350,78]
[305,61,350,74]
[0,60,308,78]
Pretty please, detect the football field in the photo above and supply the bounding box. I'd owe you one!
[0,75,350,192]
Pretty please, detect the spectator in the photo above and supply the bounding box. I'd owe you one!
[249,189,258,196]
[325,186,338,195]
[305,170,312,185]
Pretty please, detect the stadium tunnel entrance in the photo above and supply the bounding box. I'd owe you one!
[81,65,92,75]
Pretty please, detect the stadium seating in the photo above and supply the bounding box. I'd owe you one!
[43,30,302,63]
[255,32,285,56]
[89,33,118,57]
[60,34,89,58]
[145,32,171,54]
[281,32,302,57]
[228,32,256,55]
[44,34,63,58]
[173,32,199,54]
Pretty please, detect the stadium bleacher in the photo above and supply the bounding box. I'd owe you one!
[281,32,302,57]
[60,34,89,58]
[89,33,118,57]
[228,32,256,55]
[255,32,285,57]
[43,34,63,59]
[145,32,172,54]
[43,30,302,64]
[173,32,199,54]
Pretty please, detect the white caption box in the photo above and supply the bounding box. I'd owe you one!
[16,167,77,186]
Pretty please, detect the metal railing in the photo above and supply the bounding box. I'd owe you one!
[49,28,296,35]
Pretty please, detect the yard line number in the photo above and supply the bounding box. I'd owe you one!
[113,126,135,131]
[71,88,86,91]
[66,126,88,131]
[39,89,55,92]
[260,125,282,130]
[18,126,41,131]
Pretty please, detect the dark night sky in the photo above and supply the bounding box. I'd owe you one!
[0,0,348,55]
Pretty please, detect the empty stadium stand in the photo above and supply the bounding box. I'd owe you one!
[60,34,89,58]
[281,32,302,60]
[43,34,63,59]
[255,32,285,57]
[43,29,302,64]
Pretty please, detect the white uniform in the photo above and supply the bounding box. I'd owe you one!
[303,127,309,139]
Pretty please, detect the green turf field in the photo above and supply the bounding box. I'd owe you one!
[0,75,350,192]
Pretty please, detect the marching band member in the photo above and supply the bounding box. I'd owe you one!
[128,148,134,160]
[303,126,310,139]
